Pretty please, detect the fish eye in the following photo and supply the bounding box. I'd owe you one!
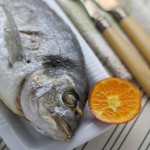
[62,92,78,108]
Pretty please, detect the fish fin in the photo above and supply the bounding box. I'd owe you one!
[3,6,26,65]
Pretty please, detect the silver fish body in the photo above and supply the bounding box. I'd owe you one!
[0,0,89,141]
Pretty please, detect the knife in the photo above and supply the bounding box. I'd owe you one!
[80,0,150,96]
[95,0,150,65]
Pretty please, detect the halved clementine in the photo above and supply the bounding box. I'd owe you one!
[88,78,142,124]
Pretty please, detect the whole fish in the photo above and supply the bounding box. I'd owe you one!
[0,0,89,141]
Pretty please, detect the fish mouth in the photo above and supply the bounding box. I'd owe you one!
[52,115,72,140]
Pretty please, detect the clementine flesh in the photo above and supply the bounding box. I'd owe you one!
[89,78,142,124]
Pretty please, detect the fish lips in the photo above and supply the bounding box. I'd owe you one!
[50,106,83,141]
[51,115,73,141]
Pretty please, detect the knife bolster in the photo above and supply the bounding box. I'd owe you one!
[96,18,111,32]
[111,7,127,21]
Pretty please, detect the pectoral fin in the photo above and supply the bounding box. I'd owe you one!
[3,6,25,65]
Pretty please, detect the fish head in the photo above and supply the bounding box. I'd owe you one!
[20,67,88,141]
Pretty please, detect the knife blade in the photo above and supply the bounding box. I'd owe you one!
[95,0,150,65]
[80,0,111,32]
[81,0,150,97]
[80,0,102,20]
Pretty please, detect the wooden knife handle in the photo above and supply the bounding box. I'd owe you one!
[120,16,150,65]
[102,26,150,96]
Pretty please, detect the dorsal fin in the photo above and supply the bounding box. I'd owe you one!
[2,6,25,65]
